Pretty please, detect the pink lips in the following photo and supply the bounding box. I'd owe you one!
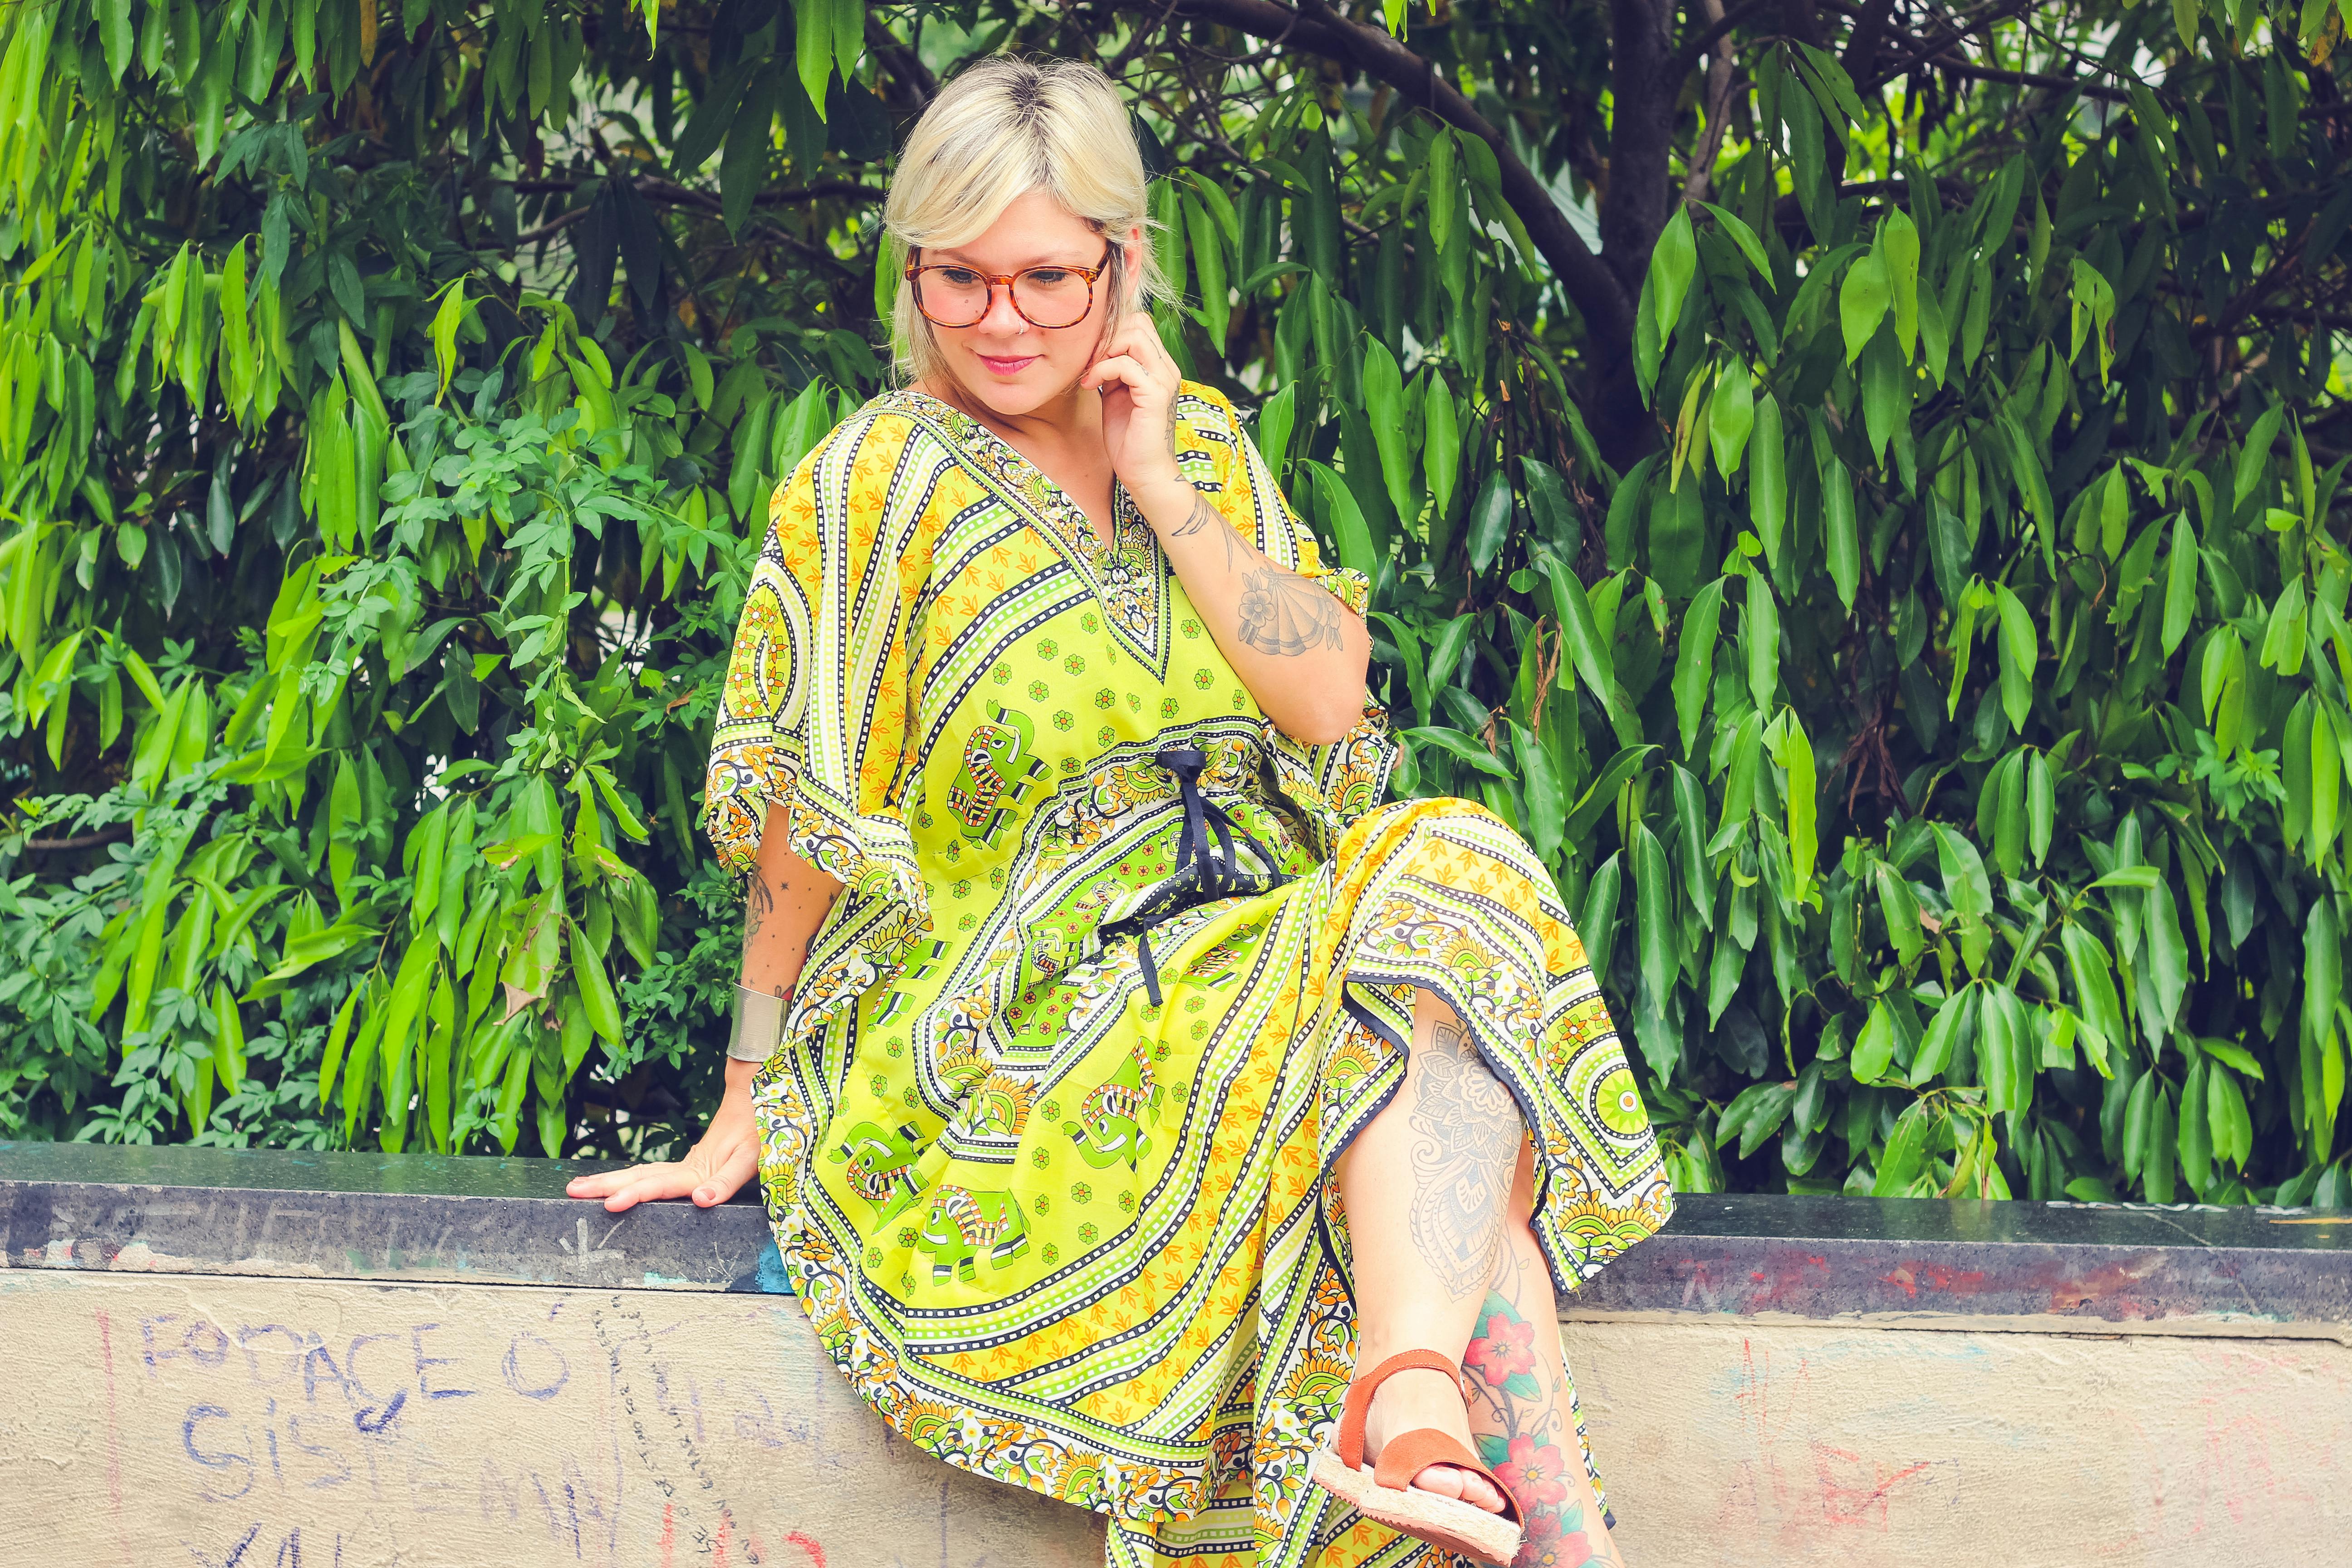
[977,354,1039,377]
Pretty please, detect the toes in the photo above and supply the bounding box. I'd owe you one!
[1458,1469,1509,1514]
[1412,1465,1507,1513]
[1410,1464,1469,1501]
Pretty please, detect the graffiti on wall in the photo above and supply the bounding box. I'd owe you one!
[5,1276,1099,1568]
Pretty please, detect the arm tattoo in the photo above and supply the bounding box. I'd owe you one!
[1405,1014,1524,1300]
[1235,566,1348,657]
[1169,492,1219,537]
[744,875,776,949]
[1171,492,1253,573]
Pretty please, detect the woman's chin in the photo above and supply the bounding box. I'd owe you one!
[951,360,1071,418]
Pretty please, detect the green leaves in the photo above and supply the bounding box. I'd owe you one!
[1764,710,1818,899]
[1303,459,1379,583]
[4,0,2347,1207]
[1839,252,1891,363]
[1646,207,1697,357]
[2162,513,2200,656]
[428,276,475,404]
[1631,819,1676,1013]
[1822,451,1860,612]
[1545,556,1627,737]
[1465,466,1513,576]
[1744,577,1780,715]
[1994,584,2036,733]
[1422,382,1459,525]
[793,0,865,118]
[1750,394,1786,564]
[1881,212,1921,359]
[1709,362,1755,479]
[1673,578,1726,758]
[1851,1001,1898,1083]
[1362,340,1414,525]
[2068,259,2117,382]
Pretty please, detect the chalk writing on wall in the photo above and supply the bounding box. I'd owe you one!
[6,1278,1103,1568]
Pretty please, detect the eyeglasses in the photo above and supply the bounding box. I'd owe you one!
[904,243,1117,329]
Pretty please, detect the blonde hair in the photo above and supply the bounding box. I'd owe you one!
[881,55,1169,384]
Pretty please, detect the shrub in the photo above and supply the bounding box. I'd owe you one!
[0,0,2346,1205]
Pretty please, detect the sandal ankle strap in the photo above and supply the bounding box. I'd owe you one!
[1334,1348,1467,1470]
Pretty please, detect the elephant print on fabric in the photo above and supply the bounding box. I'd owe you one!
[828,1120,927,1223]
[946,704,1051,850]
[1063,1040,1164,1170]
[916,1186,1031,1282]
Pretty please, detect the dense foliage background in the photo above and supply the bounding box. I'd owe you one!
[3,0,2349,1207]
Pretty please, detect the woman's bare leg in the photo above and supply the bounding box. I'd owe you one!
[1462,1149,1626,1566]
[1333,988,1523,1513]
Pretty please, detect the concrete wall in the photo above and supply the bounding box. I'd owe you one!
[4,1144,2347,1567]
[0,1270,1102,1567]
[1568,1313,2348,1564]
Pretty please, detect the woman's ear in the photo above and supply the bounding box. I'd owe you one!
[1121,224,1147,310]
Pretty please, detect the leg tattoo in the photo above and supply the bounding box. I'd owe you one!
[1404,1015,1524,1298]
[1465,1242,1622,1568]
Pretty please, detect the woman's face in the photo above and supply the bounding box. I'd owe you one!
[915,186,1140,418]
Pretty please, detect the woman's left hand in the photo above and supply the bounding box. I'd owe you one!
[1081,310,1186,499]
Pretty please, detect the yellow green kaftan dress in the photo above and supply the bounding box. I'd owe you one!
[703,382,1673,1566]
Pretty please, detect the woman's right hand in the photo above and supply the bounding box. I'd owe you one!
[566,1057,762,1212]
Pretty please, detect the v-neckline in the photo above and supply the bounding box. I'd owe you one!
[889,389,1172,679]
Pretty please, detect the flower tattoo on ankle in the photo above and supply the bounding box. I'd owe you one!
[1464,1283,1616,1568]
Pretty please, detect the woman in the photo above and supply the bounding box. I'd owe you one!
[571,55,1671,1568]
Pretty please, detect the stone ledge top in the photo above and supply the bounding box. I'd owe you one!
[4,1141,2345,1324]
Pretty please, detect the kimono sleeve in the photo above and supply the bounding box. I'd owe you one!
[1184,384,1396,844]
[702,411,931,932]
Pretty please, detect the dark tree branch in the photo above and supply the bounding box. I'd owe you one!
[1839,0,1902,86]
[513,206,594,247]
[1930,57,2132,105]
[1780,0,1829,53]
[1601,0,1679,305]
[507,177,883,250]
[865,14,937,116]
[1135,0,1635,368]
[1684,0,1741,203]
[15,827,132,853]
[1863,0,2037,91]
[1669,0,1783,76]
[508,176,886,205]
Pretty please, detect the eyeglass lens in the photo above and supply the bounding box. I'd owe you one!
[918,264,1094,328]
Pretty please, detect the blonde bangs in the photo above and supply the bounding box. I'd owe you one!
[882,55,1168,382]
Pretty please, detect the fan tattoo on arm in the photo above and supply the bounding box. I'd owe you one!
[1167,491,1347,657]
[1237,565,1347,657]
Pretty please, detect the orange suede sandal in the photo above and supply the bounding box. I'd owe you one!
[1309,1348,1524,1565]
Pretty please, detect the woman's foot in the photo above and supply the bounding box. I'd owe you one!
[1359,1365,1510,1512]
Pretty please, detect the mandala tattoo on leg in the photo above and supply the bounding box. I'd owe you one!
[1404,1014,1524,1298]
[1235,566,1348,657]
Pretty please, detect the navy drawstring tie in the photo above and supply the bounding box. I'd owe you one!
[1098,747,1292,1006]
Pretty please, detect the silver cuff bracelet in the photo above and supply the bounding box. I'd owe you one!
[728,983,791,1062]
